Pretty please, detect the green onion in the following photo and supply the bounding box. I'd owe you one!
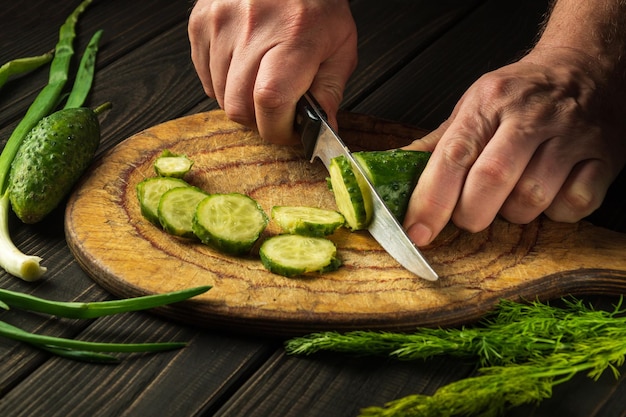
[64,29,103,109]
[40,345,120,363]
[0,0,92,194]
[0,50,54,90]
[0,285,211,319]
[0,321,187,353]
[0,0,93,281]
[0,285,210,362]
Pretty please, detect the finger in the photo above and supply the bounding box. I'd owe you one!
[498,135,590,224]
[544,159,613,222]
[451,120,543,232]
[308,35,358,131]
[188,10,215,99]
[404,116,495,246]
[221,45,263,127]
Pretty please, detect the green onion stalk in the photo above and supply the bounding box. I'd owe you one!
[0,286,211,362]
[0,0,94,280]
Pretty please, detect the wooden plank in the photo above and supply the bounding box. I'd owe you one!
[214,351,475,416]
[0,314,279,417]
[351,0,551,129]
[0,0,190,128]
[343,0,485,106]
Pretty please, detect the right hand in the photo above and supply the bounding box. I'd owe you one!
[188,0,358,144]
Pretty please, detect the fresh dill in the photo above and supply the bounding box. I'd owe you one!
[285,297,626,416]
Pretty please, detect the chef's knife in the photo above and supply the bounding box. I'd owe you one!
[294,92,438,281]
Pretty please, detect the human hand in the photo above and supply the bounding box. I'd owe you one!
[403,47,626,246]
[188,0,358,144]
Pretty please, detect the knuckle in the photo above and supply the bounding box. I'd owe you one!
[550,187,600,222]
[254,86,290,113]
[471,156,516,188]
[223,103,254,127]
[440,138,482,172]
[513,178,550,210]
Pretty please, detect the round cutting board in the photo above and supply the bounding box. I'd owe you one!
[65,110,626,336]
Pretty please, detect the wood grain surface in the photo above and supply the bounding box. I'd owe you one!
[65,110,626,335]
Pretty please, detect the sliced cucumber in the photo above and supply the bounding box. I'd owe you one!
[259,234,341,277]
[136,177,190,226]
[271,206,345,237]
[154,149,193,178]
[353,150,430,222]
[157,186,209,238]
[193,193,269,255]
[328,155,372,231]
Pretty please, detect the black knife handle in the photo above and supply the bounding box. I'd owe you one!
[295,93,326,160]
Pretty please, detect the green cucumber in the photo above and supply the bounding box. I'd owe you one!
[136,176,190,226]
[259,234,341,277]
[353,150,430,222]
[271,206,345,236]
[154,149,193,178]
[8,103,109,224]
[157,186,208,238]
[192,193,268,255]
[328,155,372,231]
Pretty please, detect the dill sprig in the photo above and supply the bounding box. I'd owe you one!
[285,297,626,416]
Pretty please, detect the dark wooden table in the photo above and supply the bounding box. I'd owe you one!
[1,1,625,416]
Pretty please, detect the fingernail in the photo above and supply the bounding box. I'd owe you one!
[407,223,432,247]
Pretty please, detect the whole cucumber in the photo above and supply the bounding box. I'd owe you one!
[8,103,110,223]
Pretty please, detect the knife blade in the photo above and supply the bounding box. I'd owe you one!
[294,92,438,281]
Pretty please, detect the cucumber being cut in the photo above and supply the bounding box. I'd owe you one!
[352,149,430,222]
[328,150,430,229]
[153,149,194,178]
[259,234,341,277]
[136,177,190,226]
[157,186,208,238]
[271,206,345,236]
[193,193,269,255]
[328,155,372,231]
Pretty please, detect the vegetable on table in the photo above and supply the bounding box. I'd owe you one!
[63,28,103,109]
[328,150,430,230]
[0,285,211,363]
[0,0,100,281]
[158,186,209,238]
[137,176,190,226]
[352,150,430,222]
[0,50,54,90]
[271,206,345,237]
[328,155,372,231]
[193,193,269,255]
[8,102,111,224]
[286,297,626,417]
[153,149,194,178]
[259,234,341,277]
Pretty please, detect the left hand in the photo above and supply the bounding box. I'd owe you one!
[402,47,626,246]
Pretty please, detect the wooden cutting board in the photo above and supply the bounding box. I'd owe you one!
[65,110,626,336]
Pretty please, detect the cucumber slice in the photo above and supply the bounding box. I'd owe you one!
[271,206,345,236]
[193,193,269,255]
[136,177,190,226]
[157,186,209,238]
[259,234,341,277]
[328,155,372,231]
[154,149,193,178]
[353,150,430,222]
